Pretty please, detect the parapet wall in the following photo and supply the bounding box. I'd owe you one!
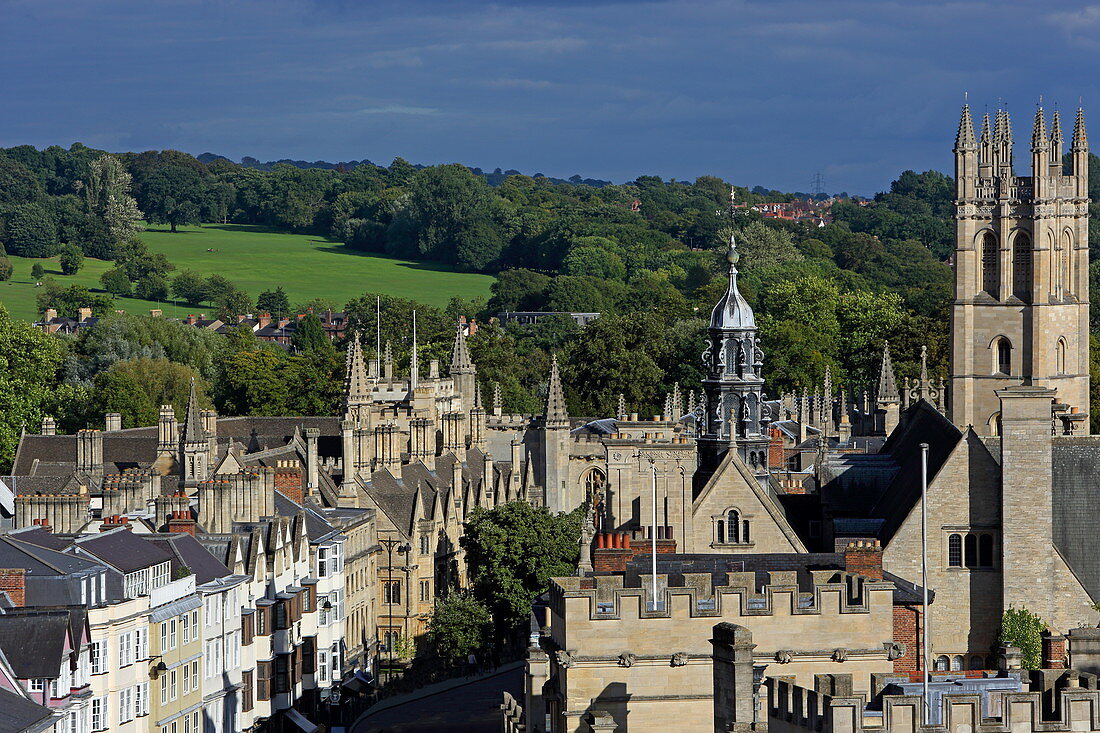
[769,673,1100,733]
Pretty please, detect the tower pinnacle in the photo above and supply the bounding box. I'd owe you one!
[1031,106,1048,150]
[545,354,569,428]
[182,377,206,442]
[1073,107,1088,151]
[955,104,977,151]
[343,331,372,407]
[876,341,900,404]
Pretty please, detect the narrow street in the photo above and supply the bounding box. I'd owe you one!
[352,663,524,733]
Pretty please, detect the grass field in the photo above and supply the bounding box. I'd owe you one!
[0,224,494,321]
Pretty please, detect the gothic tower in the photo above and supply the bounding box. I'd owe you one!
[949,102,1090,434]
[540,354,572,513]
[450,324,477,413]
[698,212,770,490]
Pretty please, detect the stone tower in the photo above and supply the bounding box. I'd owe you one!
[698,201,770,490]
[180,378,209,486]
[540,354,572,513]
[450,324,476,413]
[949,102,1090,435]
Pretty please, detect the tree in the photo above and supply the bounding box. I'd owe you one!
[35,282,114,317]
[30,263,45,280]
[93,358,209,428]
[283,349,342,416]
[426,591,493,663]
[59,243,84,275]
[134,275,169,301]
[85,154,144,243]
[171,269,207,304]
[733,220,804,271]
[998,607,1046,671]
[0,257,11,281]
[461,501,584,633]
[0,157,44,206]
[0,304,66,470]
[214,332,290,415]
[4,203,58,257]
[562,245,627,280]
[488,269,551,312]
[141,164,205,231]
[562,314,666,416]
[114,238,174,282]
[291,312,331,354]
[99,269,132,296]
[256,287,291,317]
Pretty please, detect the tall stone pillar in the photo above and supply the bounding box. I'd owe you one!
[711,622,761,733]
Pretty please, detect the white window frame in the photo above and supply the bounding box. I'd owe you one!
[89,640,107,675]
[91,695,108,731]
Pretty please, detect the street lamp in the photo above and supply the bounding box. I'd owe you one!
[379,537,411,684]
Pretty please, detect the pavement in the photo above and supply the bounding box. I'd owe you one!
[351,662,525,733]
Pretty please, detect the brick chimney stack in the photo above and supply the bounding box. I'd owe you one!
[0,568,26,606]
[844,539,883,580]
[167,510,197,536]
[99,515,131,532]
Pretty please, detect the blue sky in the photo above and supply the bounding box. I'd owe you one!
[1,0,1098,194]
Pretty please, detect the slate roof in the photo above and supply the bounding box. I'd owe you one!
[0,687,54,733]
[0,611,71,679]
[8,527,73,552]
[0,535,101,576]
[74,528,174,573]
[273,492,339,542]
[1052,437,1100,603]
[146,533,232,585]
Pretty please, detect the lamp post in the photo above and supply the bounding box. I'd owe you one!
[379,537,411,685]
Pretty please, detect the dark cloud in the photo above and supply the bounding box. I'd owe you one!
[0,0,1096,193]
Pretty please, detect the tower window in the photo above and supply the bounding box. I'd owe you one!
[996,338,1011,375]
[978,534,994,567]
[727,510,740,543]
[964,533,978,568]
[1057,339,1068,375]
[981,232,999,297]
[1012,233,1032,302]
[948,534,962,567]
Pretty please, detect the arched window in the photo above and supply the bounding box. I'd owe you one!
[948,534,962,567]
[964,533,978,568]
[583,469,606,503]
[1057,338,1068,375]
[727,510,741,544]
[1012,232,1032,302]
[1053,231,1065,297]
[1062,229,1074,296]
[981,232,999,297]
[950,655,963,671]
[716,519,725,545]
[934,655,949,671]
[996,338,1012,375]
[978,534,994,568]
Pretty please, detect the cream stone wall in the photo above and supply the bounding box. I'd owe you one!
[546,573,897,732]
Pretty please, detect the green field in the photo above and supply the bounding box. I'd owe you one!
[0,224,494,321]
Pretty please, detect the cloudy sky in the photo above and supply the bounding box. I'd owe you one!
[1,0,1098,194]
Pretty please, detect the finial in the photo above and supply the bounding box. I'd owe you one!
[1073,106,1088,151]
[956,103,977,151]
[1031,105,1048,150]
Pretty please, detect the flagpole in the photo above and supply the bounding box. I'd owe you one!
[920,442,930,721]
[650,460,658,611]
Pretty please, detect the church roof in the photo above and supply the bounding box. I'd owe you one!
[1053,437,1100,603]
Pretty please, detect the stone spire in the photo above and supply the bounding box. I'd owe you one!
[473,381,483,409]
[979,111,993,165]
[1073,107,1088,151]
[451,322,474,374]
[823,364,834,434]
[343,332,372,406]
[1051,109,1064,160]
[182,377,206,442]
[955,103,977,151]
[545,354,569,428]
[616,393,627,421]
[876,341,900,404]
[1031,106,1048,151]
[492,381,502,416]
[671,381,682,421]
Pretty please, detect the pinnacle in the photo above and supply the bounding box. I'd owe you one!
[876,341,900,404]
[979,112,992,145]
[545,354,569,428]
[1031,106,1048,150]
[1073,107,1088,151]
[182,377,206,442]
[955,104,977,151]
[343,332,372,405]
[451,323,473,374]
[1051,110,1063,146]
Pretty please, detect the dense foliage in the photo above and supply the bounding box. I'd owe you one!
[460,502,584,634]
[998,607,1047,671]
[425,591,494,662]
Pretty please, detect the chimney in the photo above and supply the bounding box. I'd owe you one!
[77,307,92,322]
[236,314,247,323]
[99,515,131,532]
[274,460,304,504]
[0,568,26,607]
[304,428,320,495]
[468,319,478,336]
[105,413,122,432]
[185,314,196,325]
[149,309,163,318]
[44,308,58,321]
[41,416,56,436]
[167,510,197,536]
[258,313,271,329]
[844,540,883,580]
[76,429,104,478]
[1042,630,1068,669]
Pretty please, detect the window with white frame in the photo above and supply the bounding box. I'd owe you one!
[151,562,170,590]
[124,569,148,599]
[29,678,45,693]
[119,631,133,667]
[318,649,328,682]
[89,640,107,675]
[119,686,134,723]
[182,664,190,695]
[330,642,341,679]
[160,622,168,652]
[91,695,109,731]
[74,647,90,688]
[160,673,167,702]
[182,613,190,644]
[136,681,148,716]
[332,543,343,573]
[169,619,177,649]
[190,660,199,692]
[170,669,177,701]
[226,630,240,670]
[318,546,331,578]
[205,639,222,678]
[135,627,147,661]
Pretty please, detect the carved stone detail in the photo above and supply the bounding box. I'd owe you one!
[556,650,577,669]
[670,651,688,667]
[617,652,636,668]
[775,649,793,664]
[832,648,849,663]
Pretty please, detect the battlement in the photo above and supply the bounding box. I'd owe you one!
[551,566,892,620]
[769,670,1100,733]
